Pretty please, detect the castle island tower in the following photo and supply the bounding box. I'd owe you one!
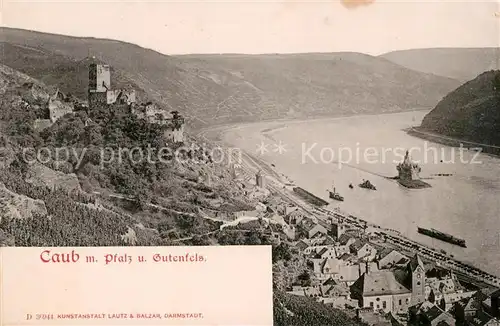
[397,150,421,182]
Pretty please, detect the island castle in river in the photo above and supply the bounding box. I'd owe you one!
[397,150,421,182]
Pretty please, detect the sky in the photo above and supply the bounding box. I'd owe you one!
[0,0,498,55]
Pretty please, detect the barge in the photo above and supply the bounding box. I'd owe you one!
[417,227,466,248]
[293,187,329,206]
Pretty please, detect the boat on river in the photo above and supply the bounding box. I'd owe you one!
[359,179,377,190]
[418,227,467,248]
[328,186,344,202]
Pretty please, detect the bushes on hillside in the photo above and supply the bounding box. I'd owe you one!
[273,291,366,326]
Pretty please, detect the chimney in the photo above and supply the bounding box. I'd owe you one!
[365,260,370,275]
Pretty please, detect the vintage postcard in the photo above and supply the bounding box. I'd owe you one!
[0,0,499,325]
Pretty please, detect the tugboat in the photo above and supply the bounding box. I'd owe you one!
[328,186,344,202]
[349,183,354,189]
[359,179,376,190]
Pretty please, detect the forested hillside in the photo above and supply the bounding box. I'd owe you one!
[419,70,500,151]
[274,291,367,326]
[0,62,248,246]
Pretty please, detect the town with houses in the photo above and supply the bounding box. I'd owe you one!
[219,153,500,326]
[7,61,500,326]
[251,189,500,326]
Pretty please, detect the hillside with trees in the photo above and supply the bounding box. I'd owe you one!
[0,27,461,129]
[273,291,367,326]
[0,62,248,246]
[418,70,500,152]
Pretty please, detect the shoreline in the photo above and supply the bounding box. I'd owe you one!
[407,127,500,158]
[397,178,432,189]
[207,112,500,283]
[196,107,432,141]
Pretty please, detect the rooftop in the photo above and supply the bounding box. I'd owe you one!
[350,239,370,252]
[353,270,411,296]
[468,310,498,326]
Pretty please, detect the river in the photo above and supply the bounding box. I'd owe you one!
[219,110,500,277]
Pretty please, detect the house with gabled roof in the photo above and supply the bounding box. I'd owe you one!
[378,249,410,270]
[315,246,337,260]
[284,209,305,226]
[338,231,359,245]
[320,258,342,279]
[452,287,500,324]
[409,301,456,326]
[467,310,500,326]
[350,239,377,261]
[338,252,359,265]
[486,288,500,318]
[277,203,299,216]
[425,272,475,311]
[299,218,328,239]
[350,267,412,314]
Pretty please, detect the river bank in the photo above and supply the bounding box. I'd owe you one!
[407,127,500,157]
[214,110,500,277]
[220,125,500,287]
[197,107,432,142]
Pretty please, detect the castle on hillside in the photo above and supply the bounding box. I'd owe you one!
[33,62,185,143]
[397,150,421,181]
[88,63,136,106]
[32,86,75,131]
[88,63,184,143]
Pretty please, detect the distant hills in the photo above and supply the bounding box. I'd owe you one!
[419,70,500,149]
[0,27,461,129]
[381,48,499,82]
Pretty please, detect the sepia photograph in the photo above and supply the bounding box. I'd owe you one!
[0,0,499,325]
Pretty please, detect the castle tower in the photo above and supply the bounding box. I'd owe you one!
[88,63,111,106]
[256,170,265,188]
[408,254,425,305]
[397,150,421,181]
[170,110,185,143]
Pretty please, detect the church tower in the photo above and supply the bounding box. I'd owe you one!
[331,221,346,240]
[409,254,425,305]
